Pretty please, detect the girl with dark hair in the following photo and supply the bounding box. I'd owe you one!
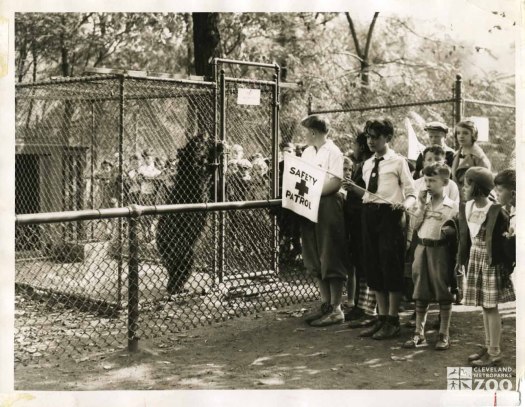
[457,167,515,366]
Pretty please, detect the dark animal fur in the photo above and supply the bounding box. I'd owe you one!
[156,132,215,294]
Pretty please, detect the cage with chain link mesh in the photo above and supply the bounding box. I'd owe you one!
[15,61,319,363]
[308,75,516,172]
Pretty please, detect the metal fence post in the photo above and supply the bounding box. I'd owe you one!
[218,69,226,283]
[272,69,280,275]
[127,209,140,352]
[90,101,95,241]
[454,74,463,124]
[117,75,125,308]
[212,59,219,285]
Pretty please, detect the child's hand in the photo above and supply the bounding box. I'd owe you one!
[390,202,405,211]
[341,177,352,191]
[503,226,515,238]
[417,189,428,204]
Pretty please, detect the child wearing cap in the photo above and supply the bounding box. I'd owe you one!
[402,163,458,351]
[357,118,416,340]
[300,114,349,327]
[414,121,455,179]
[451,120,491,196]
[458,167,515,367]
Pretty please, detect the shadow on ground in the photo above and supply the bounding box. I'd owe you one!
[15,302,516,390]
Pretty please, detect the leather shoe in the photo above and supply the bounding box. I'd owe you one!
[310,309,345,327]
[471,352,501,367]
[402,333,426,349]
[344,307,365,322]
[372,319,401,340]
[359,317,385,337]
[435,333,450,350]
[468,346,488,362]
[304,303,330,324]
[348,314,376,329]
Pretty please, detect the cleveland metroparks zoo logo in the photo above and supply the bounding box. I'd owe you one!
[447,367,514,391]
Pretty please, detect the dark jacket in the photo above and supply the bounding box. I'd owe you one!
[406,214,459,293]
[456,202,512,271]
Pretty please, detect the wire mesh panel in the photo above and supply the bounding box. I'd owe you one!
[15,217,128,364]
[15,77,122,249]
[138,208,317,343]
[314,101,456,157]
[15,205,318,363]
[222,78,278,279]
[463,101,516,172]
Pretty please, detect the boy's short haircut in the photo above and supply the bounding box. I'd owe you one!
[421,162,451,181]
[301,114,330,134]
[101,160,113,167]
[343,156,353,165]
[422,145,446,160]
[280,141,295,150]
[494,169,516,191]
[364,118,394,141]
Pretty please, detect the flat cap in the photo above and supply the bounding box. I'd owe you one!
[424,121,449,133]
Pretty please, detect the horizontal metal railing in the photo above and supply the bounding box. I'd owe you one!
[16,199,282,225]
[16,198,283,353]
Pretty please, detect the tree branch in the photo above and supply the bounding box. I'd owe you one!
[345,12,362,57]
[363,12,379,59]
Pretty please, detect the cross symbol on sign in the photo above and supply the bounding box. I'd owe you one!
[295,179,309,197]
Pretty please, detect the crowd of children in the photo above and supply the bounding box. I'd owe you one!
[298,114,516,367]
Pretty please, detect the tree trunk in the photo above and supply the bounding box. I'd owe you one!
[192,12,221,78]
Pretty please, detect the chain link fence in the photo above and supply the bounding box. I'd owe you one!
[15,203,317,363]
[15,62,316,364]
[309,75,516,171]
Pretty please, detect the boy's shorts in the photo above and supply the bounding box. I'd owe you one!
[301,193,349,281]
[361,203,405,292]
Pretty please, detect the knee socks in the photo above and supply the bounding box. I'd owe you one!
[415,301,429,335]
[438,302,452,337]
[484,307,502,356]
[330,279,344,312]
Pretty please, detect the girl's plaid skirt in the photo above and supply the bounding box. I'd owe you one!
[464,226,515,308]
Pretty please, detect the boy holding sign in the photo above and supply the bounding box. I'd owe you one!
[299,115,349,327]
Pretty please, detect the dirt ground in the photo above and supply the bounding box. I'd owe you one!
[14,301,516,391]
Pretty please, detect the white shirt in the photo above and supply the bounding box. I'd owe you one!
[301,139,344,179]
[361,148,416,204]
[414,177,460,205]
[509,206,516,233]
[466,200,493,239]
[414,195,458,240]
[138,164,161,194]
